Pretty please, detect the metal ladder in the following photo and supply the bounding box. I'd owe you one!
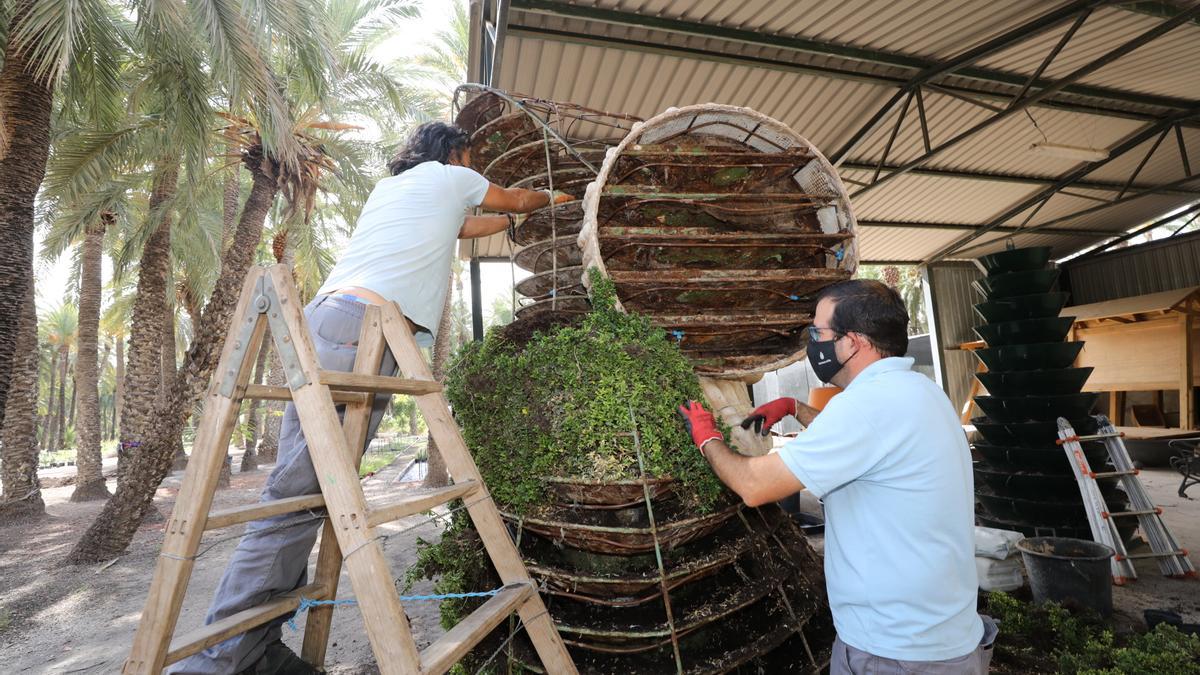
[122,265,576,674]
[1056,415,1196,584]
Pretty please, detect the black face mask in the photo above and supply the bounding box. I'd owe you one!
[807,335,857,384]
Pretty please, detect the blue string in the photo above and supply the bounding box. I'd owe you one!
[788,294,800,301]
[285,588,505,630]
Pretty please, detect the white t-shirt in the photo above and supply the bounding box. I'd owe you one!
[779,357,983,661]
[318,161,490,338]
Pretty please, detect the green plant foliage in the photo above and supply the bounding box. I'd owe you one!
[403,507,491,631]
[445,270,726,515]
[986,592,1200,674]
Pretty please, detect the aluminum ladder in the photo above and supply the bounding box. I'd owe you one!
[122,265,576,674]
[1057,415,1196,584]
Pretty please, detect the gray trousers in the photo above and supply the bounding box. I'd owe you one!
[830,615,998,675]
[171,296,398,674]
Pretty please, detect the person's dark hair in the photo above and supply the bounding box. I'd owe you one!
[388,122,470,175]
[816,279,909,358]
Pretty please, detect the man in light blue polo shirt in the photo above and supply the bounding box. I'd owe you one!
[679,279,996,674]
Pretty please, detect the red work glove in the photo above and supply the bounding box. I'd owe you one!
[678,401,723,453]
[740,397,797,436]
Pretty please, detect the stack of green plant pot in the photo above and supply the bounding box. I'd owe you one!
[970,246,1132,542]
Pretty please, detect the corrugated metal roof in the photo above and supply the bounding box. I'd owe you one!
[474,0,1200,263]
[978,6,1200,100]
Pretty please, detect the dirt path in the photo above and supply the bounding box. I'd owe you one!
[0,454,447,674]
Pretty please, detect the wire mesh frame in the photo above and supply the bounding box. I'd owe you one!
[578,104,861,379]
[453,84,642,324]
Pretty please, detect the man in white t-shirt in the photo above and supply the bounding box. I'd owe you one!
[172,122,571,675]
[678,280,997,674]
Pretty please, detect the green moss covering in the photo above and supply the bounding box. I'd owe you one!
[444,270,726,515]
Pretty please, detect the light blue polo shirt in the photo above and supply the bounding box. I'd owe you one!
[779,357,982,661]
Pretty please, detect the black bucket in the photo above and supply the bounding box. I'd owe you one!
[1017,536,1114,616]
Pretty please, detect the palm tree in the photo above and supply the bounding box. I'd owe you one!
[70,212,115,501]
[67,114,350,562]
[0,276,44,519]
[42,302,78,454]
[1,0,328,431]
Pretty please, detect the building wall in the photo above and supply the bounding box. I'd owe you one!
[926,262,984,416]
[1063,230,1200,305]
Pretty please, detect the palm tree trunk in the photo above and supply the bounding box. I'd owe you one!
[0,275,44,518]
[42,350,58,453]
[116,162,178,486]
[98,338,112,441]
[67,363,76,431]
[54,347,68,451]
[240,339,269,472]
[70,221,111,501]
[68,150,279,563]
[113,336,124,441]
[165,302,190,473]
[0,0,55,430]
[423,277,455,488]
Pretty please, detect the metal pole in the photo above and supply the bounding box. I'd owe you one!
[470,257,484,341]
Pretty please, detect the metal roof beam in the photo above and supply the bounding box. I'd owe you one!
[1072,200,1200,260]
[926,105,1200,262]
[505,22,1198,126]
[859,220,1117,238]
[830,0,1105,165]
[838,162,1200,195]
[853,4,1200,200]
[510,0,1200,115]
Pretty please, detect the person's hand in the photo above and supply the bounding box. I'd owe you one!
[545,189,574,205]
[740,397,796,436]
[678,401,723,454]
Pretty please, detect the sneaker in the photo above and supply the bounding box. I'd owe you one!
[237,639,321,675]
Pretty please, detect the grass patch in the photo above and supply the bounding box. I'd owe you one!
[358,449,403,477]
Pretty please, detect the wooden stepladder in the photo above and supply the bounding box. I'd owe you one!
[124,265,576,674]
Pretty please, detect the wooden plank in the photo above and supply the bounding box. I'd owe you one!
[1183,313,1195,430]
[205,494,327,531]
[367,481,479,527]
[246,383,368,405]
[1075,318,1187,391]
[302,304,387,667]
[266,266,422,675]
[1062,287,1200,323]
[124,268,269,675]
[379,303,578,675]
[1109,391,1126,426]
[419,584,534,675]
[319,370,442,395]
[164,583,327,665]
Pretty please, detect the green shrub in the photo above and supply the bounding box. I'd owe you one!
[444,270,725,515]
[986,592,1200,674]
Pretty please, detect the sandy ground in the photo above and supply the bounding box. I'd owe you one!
[0,451,446,674]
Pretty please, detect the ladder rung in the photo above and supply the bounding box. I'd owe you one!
[1118,550,1188,561]
[245,383,368,404]
[366,480,481,528]
[165,583,327,665]
[319,371,443,395]
[205,494,327,531]
[1092,470,1137,478]
[1105,508,1161,518]
[419,583,534,675]
[1072,432,1123,442]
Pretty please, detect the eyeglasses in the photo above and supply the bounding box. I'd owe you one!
[806,325,843,342]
